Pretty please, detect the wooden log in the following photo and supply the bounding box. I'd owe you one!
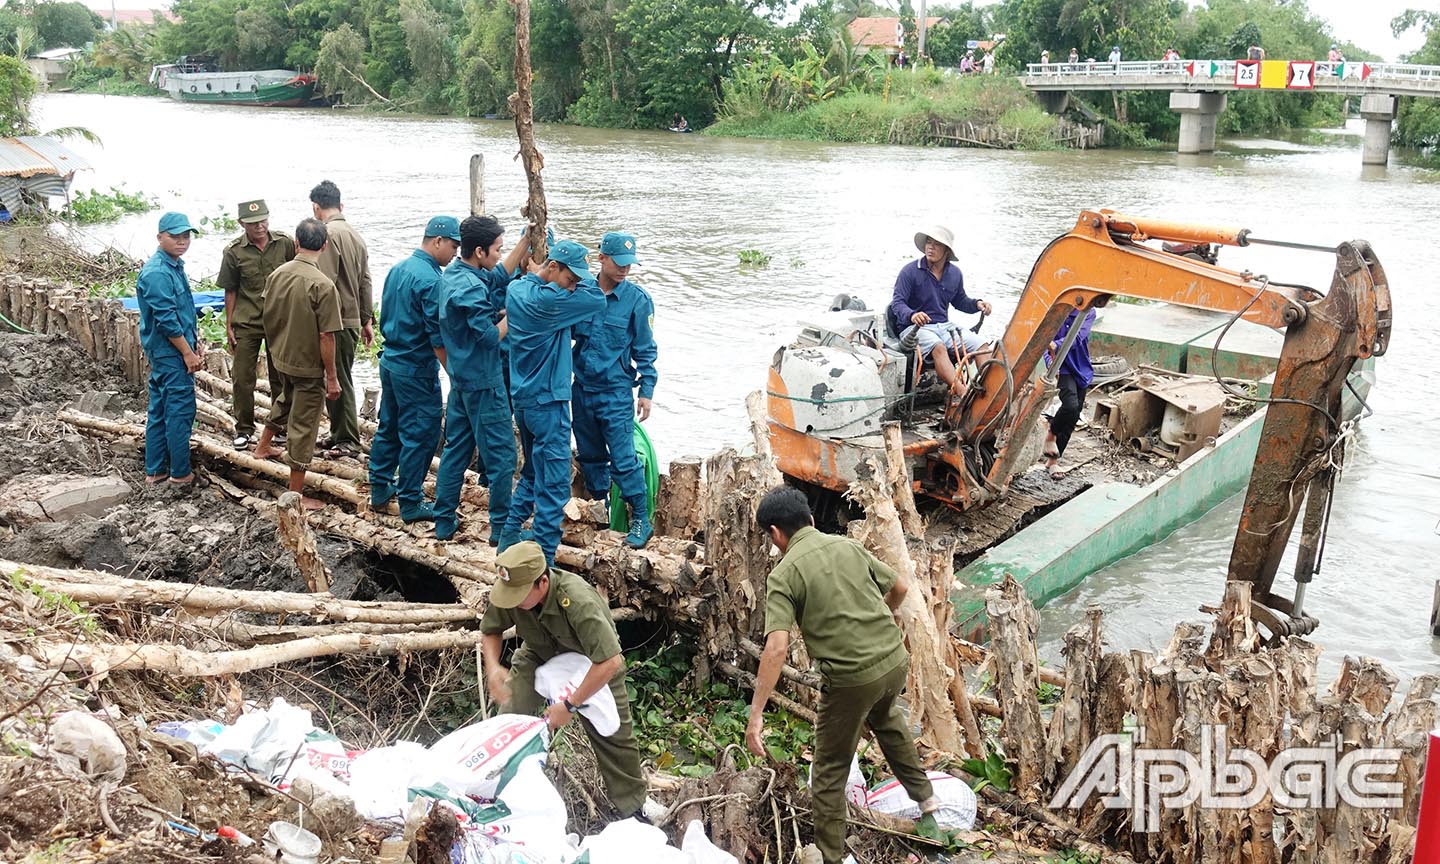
[507,0,548,263]
[277,491,332,593]
[1206,580,1258,660]
[31,628,482,678]
[1385,674,1439,825]
[469,153,485,217]
[700,447,775,657]
[1046,605,1103,785]
[2,560,478,624]
[654,457,703,539]
[849,456,967,756]
[744,390,784,488]
[185,615,457,646]
[881,423,922,537]
[984,574,1048,798]
[950,634,1067,688]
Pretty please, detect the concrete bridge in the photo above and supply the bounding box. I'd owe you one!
[1021,60,1440,164]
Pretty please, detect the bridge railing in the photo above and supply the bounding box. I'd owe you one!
[1023,59,1440,86]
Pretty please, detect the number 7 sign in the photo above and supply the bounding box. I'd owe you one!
[1288,61,1315,89]
[1235,60,1260,88]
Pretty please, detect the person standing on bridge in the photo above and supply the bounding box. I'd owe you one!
[1068,47,1079,69]
[217,199,294,451]
[1328,44,1341,64]
[890,225,994,393]
[367,216,460,522]
[572,232,658,550]
[1108,45,1122,70]
[1040,49,1050,66]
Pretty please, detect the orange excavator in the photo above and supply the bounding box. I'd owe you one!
[766,209,1391,638]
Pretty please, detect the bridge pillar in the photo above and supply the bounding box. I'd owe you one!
[1170,92,1227,154]
[1036,91,1070,114]
[1359,93,1397,166]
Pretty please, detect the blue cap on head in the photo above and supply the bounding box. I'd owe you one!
[547,239,592,280]
[157,211,198,236]
[599,231,639,267]
[424,215,460,242]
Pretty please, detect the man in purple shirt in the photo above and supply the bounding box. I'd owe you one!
[1044,307,1097,478]
[890,225,993,390]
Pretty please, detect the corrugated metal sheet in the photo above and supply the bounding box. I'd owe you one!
[0,137,91,178]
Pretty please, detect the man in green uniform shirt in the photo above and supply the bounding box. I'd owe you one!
[253,219,343,509]
[217,199,295,450]
[480,541,658,821]
[746,485,938,864]
[309,180,373,457]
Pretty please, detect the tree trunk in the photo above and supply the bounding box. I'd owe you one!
[277,491,332,593]
[985,574,1048,798]
[508,0,548,263]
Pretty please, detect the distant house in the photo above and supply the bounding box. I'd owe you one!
[26,47,85,88]
[846,17,947,54]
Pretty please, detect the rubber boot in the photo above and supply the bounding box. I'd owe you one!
[401,501,436,524]
[434,518,457,542]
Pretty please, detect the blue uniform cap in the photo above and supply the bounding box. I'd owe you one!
[157,211,199,236]
[548,239,593,280]
[599,231,639,267]
[424,215,461,242]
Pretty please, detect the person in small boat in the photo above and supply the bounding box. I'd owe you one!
[1043,307,1097,479]
[669,113,689,132]
[889,224,993,391]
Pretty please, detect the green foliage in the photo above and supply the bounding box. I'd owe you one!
[32,2,103,52]
[314,23,366,99]
[1050,850,1103,864]
[0,54,35,134]
[63,186,159,224]
[737,248,772,267]
[626,638,813,776]
[93,23,163,82]
[199,206,240,234]
[88,272,138,299]
[1036,679,1062,704]
[960,745,1014,793]
[8,570,98,633]
[198,307,229,346]
[1394,10,1440,150]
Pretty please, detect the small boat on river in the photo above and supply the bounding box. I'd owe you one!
[149,57,318,107]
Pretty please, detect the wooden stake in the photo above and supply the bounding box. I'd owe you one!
[277,491,332,593]
[508,0,547,262]
[469,153,486,217]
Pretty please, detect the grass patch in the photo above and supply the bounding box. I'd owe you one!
[8,570,98,634]
[63,185,159,225]
[737,249,772,268]
[70,79,156,97]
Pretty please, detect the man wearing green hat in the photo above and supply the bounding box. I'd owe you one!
[572,231,658,549]
[218,198,295,450]
[480,541,652,819]
[367,216,460,522]
[136,212,206,489]
[496,239,606,563]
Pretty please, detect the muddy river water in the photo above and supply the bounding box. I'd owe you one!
[35,93,1439,681]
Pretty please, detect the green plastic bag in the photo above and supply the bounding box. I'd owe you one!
[608,420,660,532]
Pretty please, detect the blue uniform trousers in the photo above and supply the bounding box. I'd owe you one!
[504,401,571,564]
[572,386,646,512]
[368,366,442,514]
[144,355,196,478]
[434,386,515,538]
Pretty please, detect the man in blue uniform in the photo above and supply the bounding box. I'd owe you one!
[1043,307,1097,479]
[367,216,459,522]
[572,231,658,548]
[136,212,206,490]
[497,240,606,563]
[433,215,531,542]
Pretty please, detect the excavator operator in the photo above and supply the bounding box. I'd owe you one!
[889,224,994,391]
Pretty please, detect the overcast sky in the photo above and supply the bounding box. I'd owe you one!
[85,0,1430,62]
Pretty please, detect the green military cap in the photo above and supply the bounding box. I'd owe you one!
[238,199,270,224]
[491,541,548,608]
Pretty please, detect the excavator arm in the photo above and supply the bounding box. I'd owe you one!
[940,209,1391,637]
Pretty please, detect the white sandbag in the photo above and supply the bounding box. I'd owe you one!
[533,653,620,737]
[202,697,317,780]
[427,714,550,800]
[576,818,689,864]
[864,771,976,830]
[680,819,739,864]
[349,742,433,821]
[277,730,354,795]
[809,755,868,808]
[474,760,573,862]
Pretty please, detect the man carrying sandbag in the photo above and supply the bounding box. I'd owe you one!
[480,541,663,822]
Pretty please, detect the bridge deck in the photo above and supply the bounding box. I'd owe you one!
[1021,60,1440,99]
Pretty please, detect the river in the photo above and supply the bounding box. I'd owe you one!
[33,93,1440,682]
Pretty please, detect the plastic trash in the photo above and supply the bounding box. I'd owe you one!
[49,711,127,785]
[533,653,620,737]
[865,771,977,830]
[348,742,433,821]
[263,821,322,864]
[681,819,740,864]
[154,719,224,749]
[427,714,549,799]
[576,818,689,864]
[201,697,317,781]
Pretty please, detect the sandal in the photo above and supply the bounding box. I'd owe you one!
[169,474,212,491]
[321,442,360,459]
[145,474,169,485]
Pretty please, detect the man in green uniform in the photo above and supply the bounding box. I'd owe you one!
[309,180,373,457]
[746,485,939,864]
[252,219,343,509]
[480,541,658,821]
[217,199,295,450]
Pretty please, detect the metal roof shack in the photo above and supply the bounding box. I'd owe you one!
[0,136,92,213]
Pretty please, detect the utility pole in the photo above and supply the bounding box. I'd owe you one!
[110,0,117,31]
[917,0,928,62]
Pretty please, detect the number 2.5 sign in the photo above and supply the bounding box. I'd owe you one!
[1235,60,1260,88]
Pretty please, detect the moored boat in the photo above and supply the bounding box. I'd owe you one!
[150,58,318,107]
